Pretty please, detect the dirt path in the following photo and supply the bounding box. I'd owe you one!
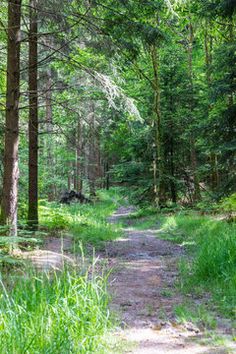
[105,206,235,354]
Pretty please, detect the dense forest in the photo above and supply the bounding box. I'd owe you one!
[0,0,235,353]
[0,0,235,231]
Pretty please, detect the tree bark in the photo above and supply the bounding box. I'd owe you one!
[170,134,177,203]
[150,44,165,207]
[105,161,110,190]
[76,118,83,192]
[68,162,72,190]
[88,102,96,196]
[45,68,55,201]
[0,0,22,237]
[95,130,102,188]
[204,24,219,191]
[28,0,38,226]
[188,22,201,202]
[228,16,234,106]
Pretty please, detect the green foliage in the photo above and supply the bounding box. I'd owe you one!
[39,189,124,247]
[129,206,158,219]
[174,303,217,329]
[0,236,40,247]
[200,0,236,18]
[39,202,71,230]
[1,0,235,210]
[0,225,42,255]
[160,213,236,316]
[221,193,236,213]
[0,254,25,269]
[0,268,111,353]
[0,0,236,344]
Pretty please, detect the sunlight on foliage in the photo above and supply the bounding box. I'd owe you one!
[0,267,111,353]
[161,213,236,317]
[95,72,142,120]
[39,188,124,247]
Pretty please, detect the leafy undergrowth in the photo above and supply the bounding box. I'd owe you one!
[39,188,125,249]
[0,265,112,353]
[0,225,44,270]
[128,207,236,319]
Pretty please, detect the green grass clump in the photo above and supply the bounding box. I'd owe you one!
[124,207,161,230]
[174,303,217,329]
[39,188,124,247]
[128,206,158,219]
[160,213,236,316]
[0,267,111,353]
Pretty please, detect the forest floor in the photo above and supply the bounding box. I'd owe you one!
[101,206,236,354]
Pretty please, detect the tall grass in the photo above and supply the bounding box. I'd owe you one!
[0,189,126,353]
[0,267,111,353]
[161,213,236,316]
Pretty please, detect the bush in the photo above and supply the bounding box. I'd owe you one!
[221,193,236,219]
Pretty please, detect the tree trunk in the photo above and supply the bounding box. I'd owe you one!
[210,153,219,190]
[45,69,55,201]
[68,169,72,191]
[95,131,102,188]
[150,44,165,207]
[170,135,177,203]
[0,0,22,237]
[88,103,96,196]
[188,22,201,202]
[228,16,234,106]
[28,0,38,227]
[204,24,219,191]
[204,25,213,89]
[105,161,110,190]
[76,118,83,192]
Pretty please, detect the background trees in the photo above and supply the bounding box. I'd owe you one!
[0,0,235,232]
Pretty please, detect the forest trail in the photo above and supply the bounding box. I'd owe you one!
[105,206,235,354]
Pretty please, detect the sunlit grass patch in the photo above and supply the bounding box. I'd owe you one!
[160,213,236,317]
[39,188,124,247]
[124,207,161,230]
[124,216,159,230]
[174,303,217,329]
[71,221,123,249]
[174,303,236,351]
[0,265,111,353]
[128,206,158,219]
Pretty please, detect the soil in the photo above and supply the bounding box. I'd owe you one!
[104,206,236,354]
[15,235,74,271]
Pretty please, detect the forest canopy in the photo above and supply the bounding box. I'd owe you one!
[0,0,235,232]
